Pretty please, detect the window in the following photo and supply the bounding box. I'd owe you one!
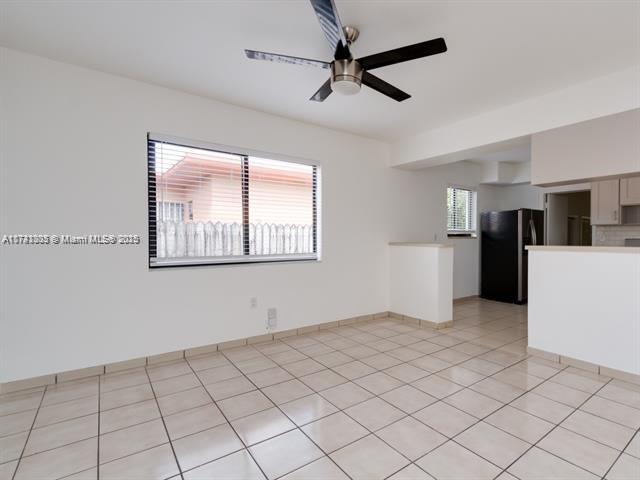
[147,134,320,267]
[447,186,477,236]
[157,202,184,223]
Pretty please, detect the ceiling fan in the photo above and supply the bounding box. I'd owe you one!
[244,0,447,102]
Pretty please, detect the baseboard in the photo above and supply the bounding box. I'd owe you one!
[526,346,560,363]
[389,312,453,330]
[453,295,479,304]
[426,319,454,330]
[527,346,640,385]
[0,310,392,394]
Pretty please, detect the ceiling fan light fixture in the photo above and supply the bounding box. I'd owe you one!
[331,59,362,96]
[331,78,361,95]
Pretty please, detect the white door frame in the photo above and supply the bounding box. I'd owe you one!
[544,189,591,245]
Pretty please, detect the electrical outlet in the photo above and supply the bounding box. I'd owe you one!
[250,297,258,308]
[267,308,277,329]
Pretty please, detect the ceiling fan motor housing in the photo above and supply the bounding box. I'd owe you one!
[331,59,363,95]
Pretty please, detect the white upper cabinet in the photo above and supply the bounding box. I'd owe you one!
[591,179,620,225]
[620,176,640,205]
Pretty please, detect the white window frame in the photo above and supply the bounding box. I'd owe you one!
[446,185,477,237]
[147,133,322,268]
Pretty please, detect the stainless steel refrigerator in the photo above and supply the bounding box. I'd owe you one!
[480,209,544,304]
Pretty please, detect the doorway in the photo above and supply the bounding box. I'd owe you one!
[545,191,591,246]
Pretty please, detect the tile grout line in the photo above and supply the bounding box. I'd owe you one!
[391,346,570,478]
[10,385,47,480]
[411,353,634,477]
[182,353,282,480]
[30,391,97,411]
[343,318,581,479]
[330,323,637,438]
[13,418,158,461]
[96,374,100,480]
[216,324,454,478]
[264,352,420,479]
[214,345,368,480]
[531,403,638,451]
[444,365,575,479]
[142,367,185,480]
[599,427,640,479]
[0,391,47,420]
[237,315,531,480]
[496,376,616,479]
[333,310,534,479]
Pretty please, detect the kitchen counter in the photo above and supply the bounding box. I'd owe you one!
[527,246,640,377]
[389,242,453,327]
[527,245,640,253]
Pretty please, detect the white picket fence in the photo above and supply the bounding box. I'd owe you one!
[156,220,313,258]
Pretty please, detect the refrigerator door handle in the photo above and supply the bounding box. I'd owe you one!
[529,218,538,246]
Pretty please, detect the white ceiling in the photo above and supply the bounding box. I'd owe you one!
[1,1,638,141]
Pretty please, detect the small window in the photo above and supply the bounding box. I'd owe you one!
[157,202,184,223]
[148,135,320,267]
[447,186,477,237]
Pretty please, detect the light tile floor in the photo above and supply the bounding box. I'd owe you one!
[2,299,640,479]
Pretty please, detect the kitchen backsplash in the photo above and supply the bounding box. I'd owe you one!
[593,225,640,246]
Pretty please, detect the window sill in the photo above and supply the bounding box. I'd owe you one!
[150,254,319,268]
[447,233,478,239]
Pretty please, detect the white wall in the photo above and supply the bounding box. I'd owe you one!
[532,109,640,185]
[492,183,544,211]
[0,48,393,383]
[392,66,640,169]
[528,248,640,375]
[389,161,501,299]
[488,182,598,213]
[479,161,531,185]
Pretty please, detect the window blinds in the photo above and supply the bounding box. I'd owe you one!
[447,186,476,234]
[148,135,319,266]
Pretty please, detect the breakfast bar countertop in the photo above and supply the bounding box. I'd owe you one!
[526,245,640,253]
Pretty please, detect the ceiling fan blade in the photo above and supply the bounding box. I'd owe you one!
[310,79,333,102]
[308,0,350,59]
[361,71,410,102]
[357,38,447,71]
[245,50,330,69]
